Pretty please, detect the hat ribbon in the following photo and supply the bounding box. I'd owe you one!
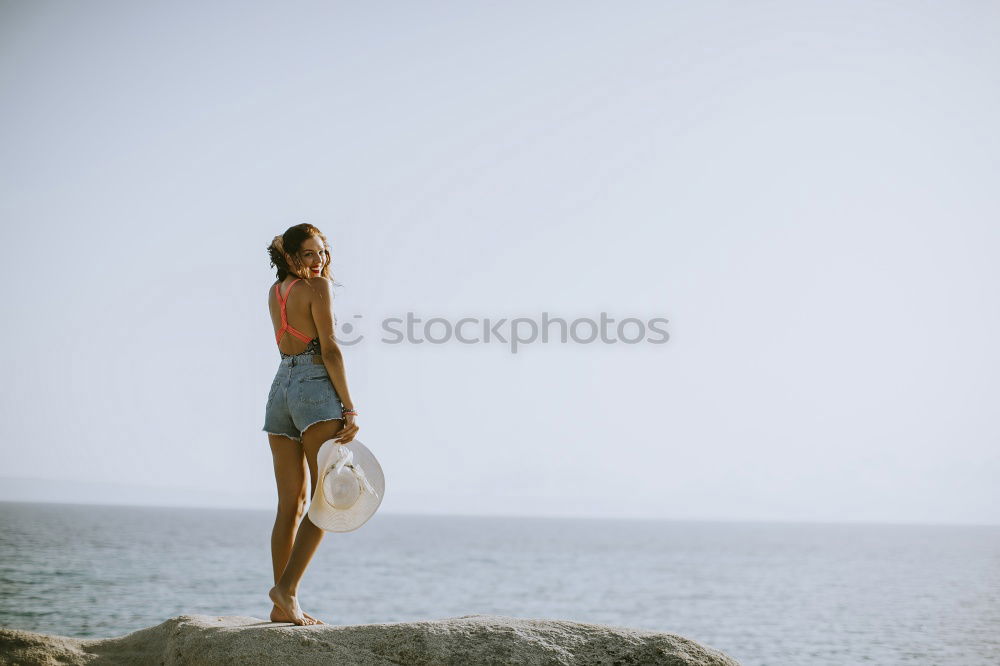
[330,444,381,499]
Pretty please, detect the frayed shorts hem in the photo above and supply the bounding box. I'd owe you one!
[262,417,344,444]
[263,429,302,442]
[300,417,343,437]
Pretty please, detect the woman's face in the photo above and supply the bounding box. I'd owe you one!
[287,236,328,277]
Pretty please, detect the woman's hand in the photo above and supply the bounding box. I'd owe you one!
[334,413,359,444]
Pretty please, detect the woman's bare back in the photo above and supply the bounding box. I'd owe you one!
[269,278,322,356]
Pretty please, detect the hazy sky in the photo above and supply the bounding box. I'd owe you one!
[1,0,997,525]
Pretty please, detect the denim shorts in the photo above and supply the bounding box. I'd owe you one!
[262,354,344,442]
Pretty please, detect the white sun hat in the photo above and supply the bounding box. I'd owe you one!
[307,438,384,532]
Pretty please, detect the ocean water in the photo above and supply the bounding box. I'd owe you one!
[0,502,997,665]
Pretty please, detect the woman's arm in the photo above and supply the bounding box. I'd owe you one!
[308,277,355,411]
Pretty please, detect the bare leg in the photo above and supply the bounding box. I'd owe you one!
[267,434,321,625]
[268,420,344,626]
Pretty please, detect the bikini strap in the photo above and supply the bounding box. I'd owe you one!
[277,278,301,305]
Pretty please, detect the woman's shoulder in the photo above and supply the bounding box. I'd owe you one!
[303,276,333,290]
[300,277,334,304]
[270,276,331,292]
[271,276,332,298]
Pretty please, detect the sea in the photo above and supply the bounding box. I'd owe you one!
[0,501,997,666]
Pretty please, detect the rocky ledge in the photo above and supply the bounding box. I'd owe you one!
[0,613,741,665]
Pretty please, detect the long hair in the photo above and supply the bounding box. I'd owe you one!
[266,223,342,289]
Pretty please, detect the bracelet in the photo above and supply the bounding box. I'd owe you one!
[342,408,358,416]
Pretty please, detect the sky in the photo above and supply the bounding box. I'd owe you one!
[1,0,997,525]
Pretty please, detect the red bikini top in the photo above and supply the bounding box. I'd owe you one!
[274,279,315,346]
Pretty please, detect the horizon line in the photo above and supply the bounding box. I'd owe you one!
[1,498,997,529]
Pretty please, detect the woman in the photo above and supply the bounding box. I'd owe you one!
[262,223,359,626]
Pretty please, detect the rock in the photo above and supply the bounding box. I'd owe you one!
[0,614,741,665]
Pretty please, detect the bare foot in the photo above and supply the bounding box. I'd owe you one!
[270,603,324,625]
[268,585,311,626]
